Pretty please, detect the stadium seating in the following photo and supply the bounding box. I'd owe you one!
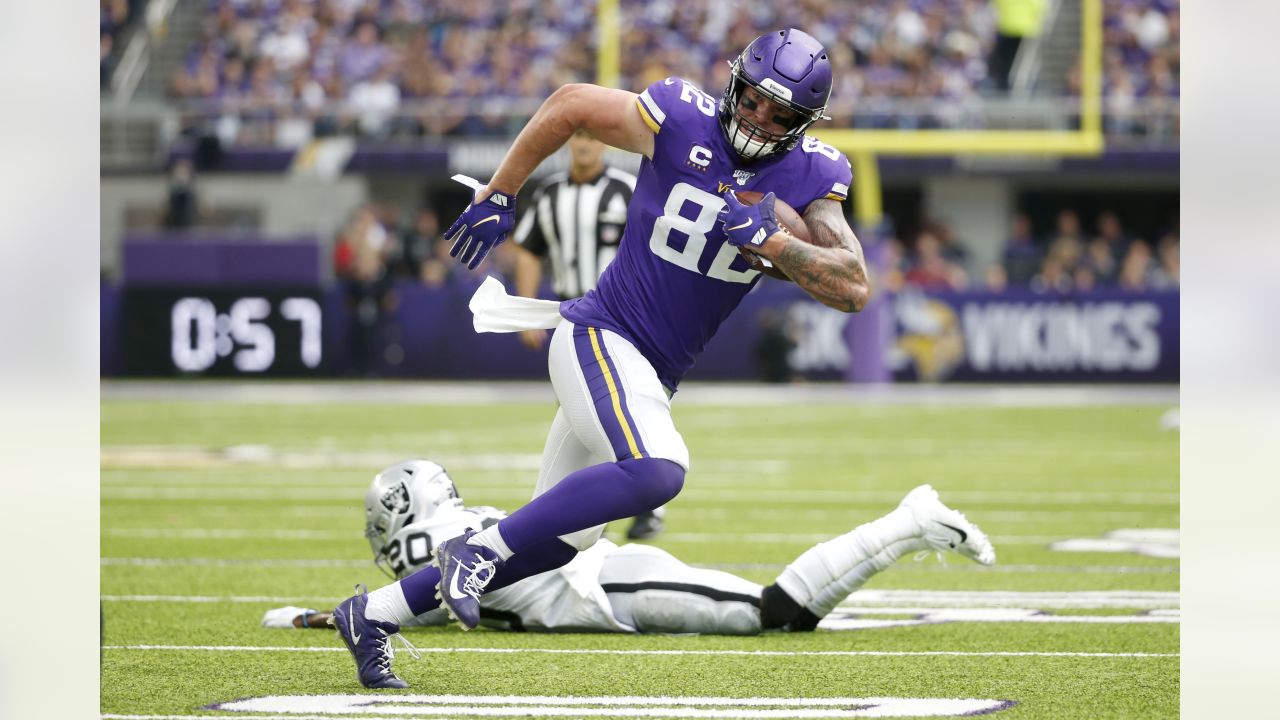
[164,0,1178,139]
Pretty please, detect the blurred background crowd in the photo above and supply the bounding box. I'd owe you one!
[881,207,1178,294]
[102,0,1180,383]
[330,199,1178,297]
[101,0,1179,139]
[107,0,1178,298]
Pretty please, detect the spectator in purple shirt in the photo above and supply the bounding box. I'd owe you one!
[340,21,391,85]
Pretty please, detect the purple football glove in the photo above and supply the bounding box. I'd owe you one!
[446,177,517,270]
[719,191,782,249]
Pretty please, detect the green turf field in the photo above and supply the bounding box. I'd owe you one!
[101,387,1179,719]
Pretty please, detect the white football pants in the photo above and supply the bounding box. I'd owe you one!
[599,543,764,635]
[535,319,690,550]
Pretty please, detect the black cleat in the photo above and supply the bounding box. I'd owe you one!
[625,510,666,540]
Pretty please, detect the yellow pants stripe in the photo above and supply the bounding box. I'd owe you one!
[587,327,643,459]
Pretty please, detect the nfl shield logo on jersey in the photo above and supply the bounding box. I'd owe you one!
[379,483,411,513]
[733,169,755,186]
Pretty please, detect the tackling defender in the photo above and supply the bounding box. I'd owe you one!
[309,461,994,688]
[335,29,880,686]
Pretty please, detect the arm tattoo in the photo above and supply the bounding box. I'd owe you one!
[770,199,870,312]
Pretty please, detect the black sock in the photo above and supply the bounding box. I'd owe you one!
[759,583,802,630]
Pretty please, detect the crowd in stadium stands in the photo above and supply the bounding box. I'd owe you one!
[333,200,520,287]
[1069,0,1179,138]
[171,0,595,139]
[334,196,1176,306]
[331,199,532,374]
[102,0,139,90]
[615,0,999,129]
[880,208,1178,295]
[163,0,1177,143]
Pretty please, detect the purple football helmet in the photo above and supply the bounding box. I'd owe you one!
[718,28,833,161]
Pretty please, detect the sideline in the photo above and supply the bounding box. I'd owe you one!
[102,380,1179,407]
[102,644,1178,659]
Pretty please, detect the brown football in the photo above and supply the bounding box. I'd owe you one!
[733,191,809,280]
[733,191,811,242]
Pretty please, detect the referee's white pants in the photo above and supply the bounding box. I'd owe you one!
[534,319,690,550]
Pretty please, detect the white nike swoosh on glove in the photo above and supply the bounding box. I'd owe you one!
[473,215,501,227]
[726,219,753,232]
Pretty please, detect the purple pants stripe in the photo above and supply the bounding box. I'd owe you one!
[572,324,648,461]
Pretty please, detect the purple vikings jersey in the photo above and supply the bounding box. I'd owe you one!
[560,77,853,391]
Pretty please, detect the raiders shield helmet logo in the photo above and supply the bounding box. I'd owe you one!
[379,482,411,513]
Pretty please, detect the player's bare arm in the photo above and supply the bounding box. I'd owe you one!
[483,85,654,199]
[514,247,549,349]
[754,198,870,312]
[298,611,333,628]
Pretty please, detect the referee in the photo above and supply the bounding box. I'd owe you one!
[513,130,632,320]
[511,129,665,541]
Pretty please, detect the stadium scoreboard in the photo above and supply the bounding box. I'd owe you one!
[123,288,325,376]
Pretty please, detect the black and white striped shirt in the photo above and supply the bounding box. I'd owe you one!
[513,166,636,300]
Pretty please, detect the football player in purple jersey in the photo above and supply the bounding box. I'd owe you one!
[333,29,876,688]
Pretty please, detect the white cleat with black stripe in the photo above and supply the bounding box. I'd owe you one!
[901,484,996,566]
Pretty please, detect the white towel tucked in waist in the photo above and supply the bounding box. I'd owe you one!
[469,276,563,333]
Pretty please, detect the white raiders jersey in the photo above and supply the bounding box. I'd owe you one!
[389,505,631,633]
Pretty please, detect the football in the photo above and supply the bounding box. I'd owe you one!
[733,191,810,242]
[733,191,809,280]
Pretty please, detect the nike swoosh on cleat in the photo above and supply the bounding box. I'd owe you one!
[347,601,361,644]
[448,564,472,601]
[939,522,968,543]
[726,219,753,232]
[473,215,501,227]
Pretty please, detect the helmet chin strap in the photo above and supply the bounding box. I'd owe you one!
[373,546,397,580]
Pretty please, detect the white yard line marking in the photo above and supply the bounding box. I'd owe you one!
[101,448,538,473]
[659,533,1066,545]
[99,465,1178,506]
[105,716,346,720]
[101,447,787,476]
[101,487,380,501]
[886,563,1178,575]
[838,589,1178,609]
[211,694,1010,707]
[103,595,342,603]
[105,716,343,720]
[100,485,1178,515]
[105,528,357,540]
[205,694,1019,718]
[101,645,1177,658]
[101,379,1179,406]
[100,557,1179,575]
[102,446,1173,490]
[817,608,1178,628]
[101,529,1069,545]
[101,557,368,568]
[98,589,1178,608]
